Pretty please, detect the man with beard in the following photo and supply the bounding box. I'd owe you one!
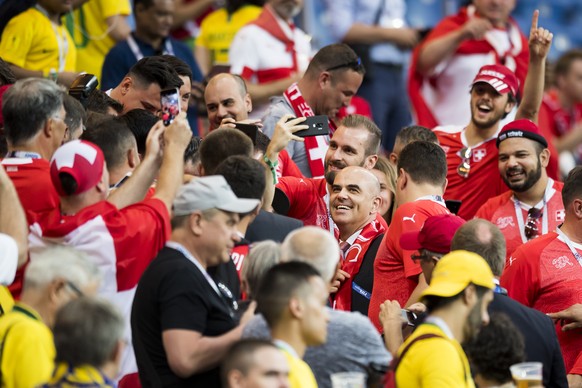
[272,114,382,231]
[394,250,495,387]
[434,12,553,220]
[475,119,564,263]
[229,0,311,119]
[501,167,582,385]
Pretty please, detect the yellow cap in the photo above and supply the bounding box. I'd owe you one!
[421,250,495,298]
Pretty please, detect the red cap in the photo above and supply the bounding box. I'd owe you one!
[400,214,466,254]
[50,140,105,196]
[472,64,518,96]
[497,119,548,148]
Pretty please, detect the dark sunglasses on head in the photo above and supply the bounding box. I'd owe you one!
[524,207,543,240]
[326,57,363,72]
[457,147,472,178]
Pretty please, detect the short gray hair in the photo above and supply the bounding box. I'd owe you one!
[53,297,124,367]
[3,78,65,145]
[281,226,340,283]
[241,241,281,299]
[25,246,101,291]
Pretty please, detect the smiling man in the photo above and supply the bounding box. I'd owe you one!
[475,119,564,264]
[330,166,385,315]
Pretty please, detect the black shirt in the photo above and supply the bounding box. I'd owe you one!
[131,246,237,387]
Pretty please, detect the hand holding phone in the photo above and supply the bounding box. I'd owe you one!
[401,309,417,327]
[286,115,330,137]
[160,88,181,126]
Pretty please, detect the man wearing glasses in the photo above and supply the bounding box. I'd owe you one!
[433,11,552,220]
[475,119,564,265]
[262,43,365,178]
[501,167,582,386]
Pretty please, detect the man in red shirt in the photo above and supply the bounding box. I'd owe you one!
[433,11,552,220]
[501,166,582,384]
[28,115,192,384]
[368,140,450,331]
[273,114,382,231]
[476,119,564,264]
[539,50,582,176]
[1,78,67,297]
[329,166,386,316]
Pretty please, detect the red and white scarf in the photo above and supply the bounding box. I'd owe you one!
[332,215,386,311]
[283,83,336,178]
[249,4,298,72]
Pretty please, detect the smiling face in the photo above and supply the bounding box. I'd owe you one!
[330,167,380,237]
[205,74,252,130]
[324,126,376,185]
[469,83,514,130]
[498,137,547,193]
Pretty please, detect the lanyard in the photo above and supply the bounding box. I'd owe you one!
[35,5,68,72]
[6,151,41,159]
[166,241,221,296]
[127,35,175,61]
[513,179,553,243]
[556,228,582,266]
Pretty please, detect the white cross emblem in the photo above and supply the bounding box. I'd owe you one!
[54,140,97,169]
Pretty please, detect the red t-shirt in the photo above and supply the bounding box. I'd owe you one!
[1,157,60,298]
[276,176,329,229]
[539,89,582,169]
[501,232,582,373]
[475,179,564,265]
[276,149,303,179]
[434,126,508,220]
[368,198,450,331]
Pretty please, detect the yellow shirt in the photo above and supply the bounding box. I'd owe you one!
[396,323,475,388]
[279,347,318,388]
[65,0,131,79]
[0,7,76,74]
[195,5,262,66]
[42,363,116,387]
[0,287,13,317]
[0,303,55,388]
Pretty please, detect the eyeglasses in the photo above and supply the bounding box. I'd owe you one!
[326,57,363,72]
[524,207,543,240]
[65,280,84,298]
[457,147,472,178]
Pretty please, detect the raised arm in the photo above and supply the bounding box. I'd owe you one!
[515,10,553,122]
[0,166,27,270]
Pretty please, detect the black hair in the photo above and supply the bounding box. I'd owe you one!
[128,56,183,91]
[397,141,447,186]
[199,128,253,175]
[215,155,266,215]
[423,284,490,313]
[85,89,123,115]
[118,109,160,155]
[562,166,582,209]
[395,125,438,147]
[159,55,193,80]
[80,118,136,170]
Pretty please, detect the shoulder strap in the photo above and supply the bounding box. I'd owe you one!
[392,333,442,372]
[373,0,387,25]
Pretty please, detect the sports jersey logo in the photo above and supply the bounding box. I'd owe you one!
[402,214,416,223]
[496,216,515,229]
[473,149,487,162]
[552,255,574,270]
[509,256,517,266]
[555,209,565,223]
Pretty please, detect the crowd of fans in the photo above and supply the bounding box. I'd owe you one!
[0,0,582,387]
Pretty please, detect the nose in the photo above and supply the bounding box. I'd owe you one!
[506,155,519,168]
[217,104,228,119]
[343,95,353,108]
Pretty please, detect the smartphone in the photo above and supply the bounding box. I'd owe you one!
[288,115,330,137]
[68,73,98,108]
[160,88,181,126]
[234,123,259,145]
[401,309,417,327]
[445,199,462,215]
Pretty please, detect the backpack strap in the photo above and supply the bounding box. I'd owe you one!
[392,333,443,372]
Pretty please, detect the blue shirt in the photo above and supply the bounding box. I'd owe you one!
[321,0,408,65]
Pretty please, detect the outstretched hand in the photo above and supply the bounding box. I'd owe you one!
[528,10,553,60]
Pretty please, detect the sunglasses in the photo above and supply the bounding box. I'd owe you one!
[326,57,363,72]
[524,207,543,240]
[457,147,472,178]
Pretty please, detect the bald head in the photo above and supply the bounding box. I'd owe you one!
[204,73,252,130]
[451,219,506,276]
[281,226,340,284]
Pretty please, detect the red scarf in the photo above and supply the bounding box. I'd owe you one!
[332,214,386,311]
[283,83,337,178]
[249,4,297,72]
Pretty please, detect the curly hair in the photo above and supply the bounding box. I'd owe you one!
[464,312,526,384]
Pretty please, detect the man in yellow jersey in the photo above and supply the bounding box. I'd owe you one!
[394,251,495,387]
[255,262,329,388]
[0,0,79,87]
[66,0,132,81]
[0,246,100,388]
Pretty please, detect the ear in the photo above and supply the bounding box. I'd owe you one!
[539,148,550,168]
[120,77,132,95]
[198,164,205,177]
[462,284,477,307]
[128,148,138,169]
[228,370,245,387]
[442,177,448,193]
[504,99,517,114]
[43,118,54,138]
[370,195,381,214]
[398,168,407,191]
[48,278,66,304]
[364,155,378,169]
[289,296,304,319]
[389,152,398,165]
[572,198,582,220]
[318,71,332,89]
[189,212,204,236]
[244,93,253,114]
[110,338,125,365]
